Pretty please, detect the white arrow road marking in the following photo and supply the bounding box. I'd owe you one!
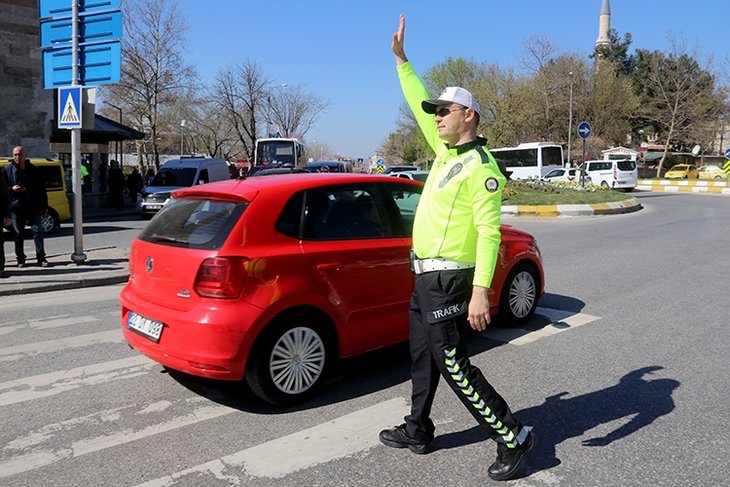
[483,307,600,345]
[133,397,410,486]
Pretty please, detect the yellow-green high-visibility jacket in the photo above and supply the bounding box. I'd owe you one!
[397,62,505,288]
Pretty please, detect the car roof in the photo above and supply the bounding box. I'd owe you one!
[172,173,422,200]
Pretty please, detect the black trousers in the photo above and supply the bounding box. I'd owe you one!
[404,269,528,449]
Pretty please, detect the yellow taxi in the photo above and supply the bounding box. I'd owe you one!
[664,164,699,179]
[697,164,727,181]
[1,158,71,233]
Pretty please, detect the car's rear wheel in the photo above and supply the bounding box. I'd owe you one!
[600,181,609,188]
[495,262,539,327]
[41,210,58,234]
[246,318,331,406]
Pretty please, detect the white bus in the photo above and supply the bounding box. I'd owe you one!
[490,142,563,180]
[254,137,307,167]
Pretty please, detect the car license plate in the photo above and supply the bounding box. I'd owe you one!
[146,204,162,210]
[127,312,164,342]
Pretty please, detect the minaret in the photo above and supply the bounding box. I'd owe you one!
[596,0,611,48]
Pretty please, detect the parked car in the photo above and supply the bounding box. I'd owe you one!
[390,170,429,182]
[664,164,699,179]
[0,157,71,233]
[248,166,310,177]
[540,167,591,184]
[120,174,545,406]
[578,159,638,191]
[697,164,726,180]
[304,161,353,173]
[383,165,419,174]
[137,157,230,218]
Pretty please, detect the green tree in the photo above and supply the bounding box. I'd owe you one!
[593,28,635,75]
[632,44,724,175]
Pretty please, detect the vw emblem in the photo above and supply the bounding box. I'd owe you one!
[145,256,154,273]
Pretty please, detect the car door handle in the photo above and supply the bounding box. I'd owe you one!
[316,262,342,272]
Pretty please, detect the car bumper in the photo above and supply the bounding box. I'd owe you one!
[120,285,268,380]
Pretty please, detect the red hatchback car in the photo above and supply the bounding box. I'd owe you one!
[120,173,544,405]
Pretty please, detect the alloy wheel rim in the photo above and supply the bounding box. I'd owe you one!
[269,326,325,395]
[509,271,536,318]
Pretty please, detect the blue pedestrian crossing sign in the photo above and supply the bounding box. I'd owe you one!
[58,86,82,129]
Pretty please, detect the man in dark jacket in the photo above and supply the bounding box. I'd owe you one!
[0,169,11,277]
[3,146,50,267]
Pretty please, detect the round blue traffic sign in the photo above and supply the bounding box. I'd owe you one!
[577,121,592,139]
[724,148,730,160]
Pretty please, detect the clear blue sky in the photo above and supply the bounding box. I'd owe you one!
[178,0,730,160]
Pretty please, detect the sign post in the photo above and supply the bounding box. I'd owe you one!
[577,121,592,187]
[40,0,122,264]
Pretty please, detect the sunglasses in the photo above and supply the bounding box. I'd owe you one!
[434,106,467,117]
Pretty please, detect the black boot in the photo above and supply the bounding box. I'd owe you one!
[379,424,432,454]
[488,431,536,481]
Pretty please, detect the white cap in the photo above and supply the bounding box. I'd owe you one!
[421,86,481,116]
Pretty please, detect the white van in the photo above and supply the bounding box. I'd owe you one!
[579,159,638,191]
[138,157,231,217]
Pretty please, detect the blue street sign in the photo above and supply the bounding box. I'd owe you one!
[43,40,121,88]
[724,148,730,160]
[40,0,121,18]
[376,158,385,166]
[41,11,122,48]
[58,86,82,129]
[578,121,592,139]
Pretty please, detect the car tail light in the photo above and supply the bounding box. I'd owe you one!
[613,166,617,180]
[194,257,248,298]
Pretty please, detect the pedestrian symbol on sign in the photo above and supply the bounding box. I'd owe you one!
[61,95,79,124]
[58,86,82,129]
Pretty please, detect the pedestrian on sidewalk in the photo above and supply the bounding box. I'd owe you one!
[0,168,12,277]
[126,168,144,205]
[2,146,50,268]
[107,160,125,209]
[378,15,536,482]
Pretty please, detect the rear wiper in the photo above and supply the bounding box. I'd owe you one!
[152,235,189,245]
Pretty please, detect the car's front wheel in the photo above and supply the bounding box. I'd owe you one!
[495,262,539,327]
[246,319,331,406]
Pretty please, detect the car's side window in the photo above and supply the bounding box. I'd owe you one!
[301,184,393,240]
[382,182,422,237]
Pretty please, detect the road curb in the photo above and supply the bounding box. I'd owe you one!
[502,197,642,217]
[636,178,730,195]
[0,274,129,297]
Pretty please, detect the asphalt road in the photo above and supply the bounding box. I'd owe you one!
[1,190,728,486]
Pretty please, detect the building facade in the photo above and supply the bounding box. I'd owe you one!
[0,0,53,157]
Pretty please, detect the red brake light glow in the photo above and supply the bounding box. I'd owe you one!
[194,257,248,298]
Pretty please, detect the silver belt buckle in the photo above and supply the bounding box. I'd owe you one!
[414,259,423,274]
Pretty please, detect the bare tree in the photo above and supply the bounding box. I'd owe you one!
[266,84,329,140]
[212,60,270,163]
[105,0,196,170]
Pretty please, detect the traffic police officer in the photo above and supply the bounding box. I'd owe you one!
[379,15,536,481]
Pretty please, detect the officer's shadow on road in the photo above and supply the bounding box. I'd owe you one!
[432,365,680,476]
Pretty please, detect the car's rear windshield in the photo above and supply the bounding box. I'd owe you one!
[151,168,197,187]
[138,198,247,250]
[617,161,636,171]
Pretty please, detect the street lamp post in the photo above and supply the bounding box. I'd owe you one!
[180,119,186,156]
[567,71,574,167]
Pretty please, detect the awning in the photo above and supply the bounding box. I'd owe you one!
[50,114,145,144]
